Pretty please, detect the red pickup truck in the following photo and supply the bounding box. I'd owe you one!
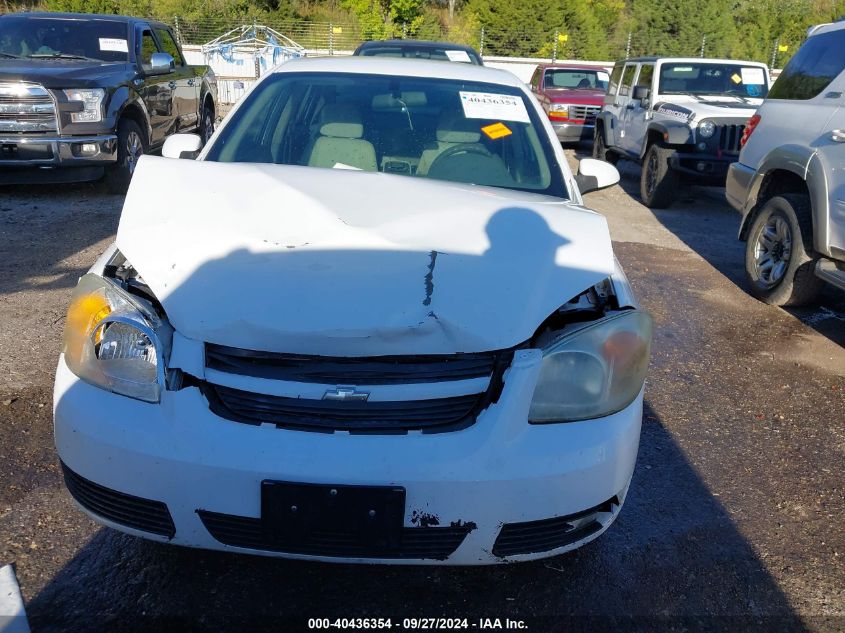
[529,63,609,144]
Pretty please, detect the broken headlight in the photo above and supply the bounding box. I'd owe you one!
[529,310,652,423]
[62,273,169,403]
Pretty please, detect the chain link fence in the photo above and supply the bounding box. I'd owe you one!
[168,16,788,66]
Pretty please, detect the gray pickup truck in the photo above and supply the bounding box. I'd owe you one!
[0,12,216,191]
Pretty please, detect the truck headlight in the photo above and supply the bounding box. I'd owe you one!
[529,310,652,423]
[549,103,570,118]
[698,120,716,139]
[63,88,105,123]
[63,273,169,403]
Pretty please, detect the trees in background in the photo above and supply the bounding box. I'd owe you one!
[18,0,844,61]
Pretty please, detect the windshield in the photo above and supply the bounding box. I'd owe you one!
[658,62,769,98]
[544,69,609,90]
[206,72,567,198]
[0,16,129,62]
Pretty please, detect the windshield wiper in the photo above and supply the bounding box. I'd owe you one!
[0,52,20,58]
[27,53,96,61]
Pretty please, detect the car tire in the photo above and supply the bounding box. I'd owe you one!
[744,194,824,307]
[200,101,215,146]
[639,143,678,208]
[104,118,147,194]
[592,127,618,165]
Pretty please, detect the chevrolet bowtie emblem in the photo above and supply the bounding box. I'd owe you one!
[322,387,370,402]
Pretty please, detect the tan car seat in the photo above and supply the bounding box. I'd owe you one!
[417,113,483,176]
[307,104,378,171]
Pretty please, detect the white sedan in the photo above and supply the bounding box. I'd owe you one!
[53,56,651,565]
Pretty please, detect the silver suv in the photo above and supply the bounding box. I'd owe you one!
[595,57,770,208]
[726,21,845,306]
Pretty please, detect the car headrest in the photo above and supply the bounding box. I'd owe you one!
[319,103,364,139]
[371,91,428,110]
[436,113,481,143]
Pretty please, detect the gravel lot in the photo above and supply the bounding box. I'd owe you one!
[1,150,844,632]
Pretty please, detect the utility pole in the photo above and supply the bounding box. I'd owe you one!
[552,30,559,62]
[700,35,706,57]
[329,23,334,56]
[771,37,779,70]
[479,27,485,57]
[625,32,632,59]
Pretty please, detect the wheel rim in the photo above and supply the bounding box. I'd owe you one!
[646,150,658,196]
[202,109,214,143]
[753,214,793,287]
[126,130,143,175]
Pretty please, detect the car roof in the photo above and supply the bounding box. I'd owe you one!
[621,56,768,66]
[356,40,478,52]
[537,63,607,71]
[273,55,521,87]
[1,11,167,28]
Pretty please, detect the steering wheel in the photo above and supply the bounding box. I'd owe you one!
[427,143,493,175]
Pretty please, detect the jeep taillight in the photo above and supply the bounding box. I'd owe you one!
[741,114,761,148]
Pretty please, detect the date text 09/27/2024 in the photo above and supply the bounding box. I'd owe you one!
[307,618,528,629]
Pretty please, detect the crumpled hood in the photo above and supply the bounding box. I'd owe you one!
[117,156,615,355]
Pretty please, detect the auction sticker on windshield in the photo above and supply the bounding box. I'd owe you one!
[99,38,128,52]
[445,50,472,63]
[459,91,530,123]
[741,67,766,85]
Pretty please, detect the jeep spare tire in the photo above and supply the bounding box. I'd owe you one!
[640,143,678,208]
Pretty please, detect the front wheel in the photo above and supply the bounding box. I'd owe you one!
[200,102,215,146]
[639,143,678,208]
[104,119,147,194]
[592,127,618,165]
[744,194,823,306]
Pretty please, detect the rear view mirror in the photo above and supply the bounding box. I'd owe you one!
[575,158,620,195]
[162,133,203,159]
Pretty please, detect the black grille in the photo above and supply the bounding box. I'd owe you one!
[197,509,471,559]
[718,124,745,153]
[202,382,491,433]
[492,497,618,557]
[61,462,175,538]
[206,343,510,385]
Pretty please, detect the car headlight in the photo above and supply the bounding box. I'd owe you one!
[529,310,652,423]
[63,273,169,403]
[698,120,716,139]
[549,103,570,117]
[62,88,105,123]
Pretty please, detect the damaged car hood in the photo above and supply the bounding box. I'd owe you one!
[116,156,616,355]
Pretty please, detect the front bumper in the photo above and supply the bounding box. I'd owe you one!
[725,161,755,213]
[53,351,643,565]
[552,121,595,142]
[669,151,738,183]
[0,134,117,184]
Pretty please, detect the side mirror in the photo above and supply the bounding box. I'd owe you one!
[575,158,620,195]
[147,52,174,75]
[632,86,650,102]
[163,133,203,159]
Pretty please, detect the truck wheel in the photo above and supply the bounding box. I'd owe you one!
[744,194,823,306]
[640,143,678,208]
[592,127,618,165]
[200,102,214,146]
[104,119,147,194]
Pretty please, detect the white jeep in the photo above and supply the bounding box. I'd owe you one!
[594,57,770,208]
[726,21,845,306]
